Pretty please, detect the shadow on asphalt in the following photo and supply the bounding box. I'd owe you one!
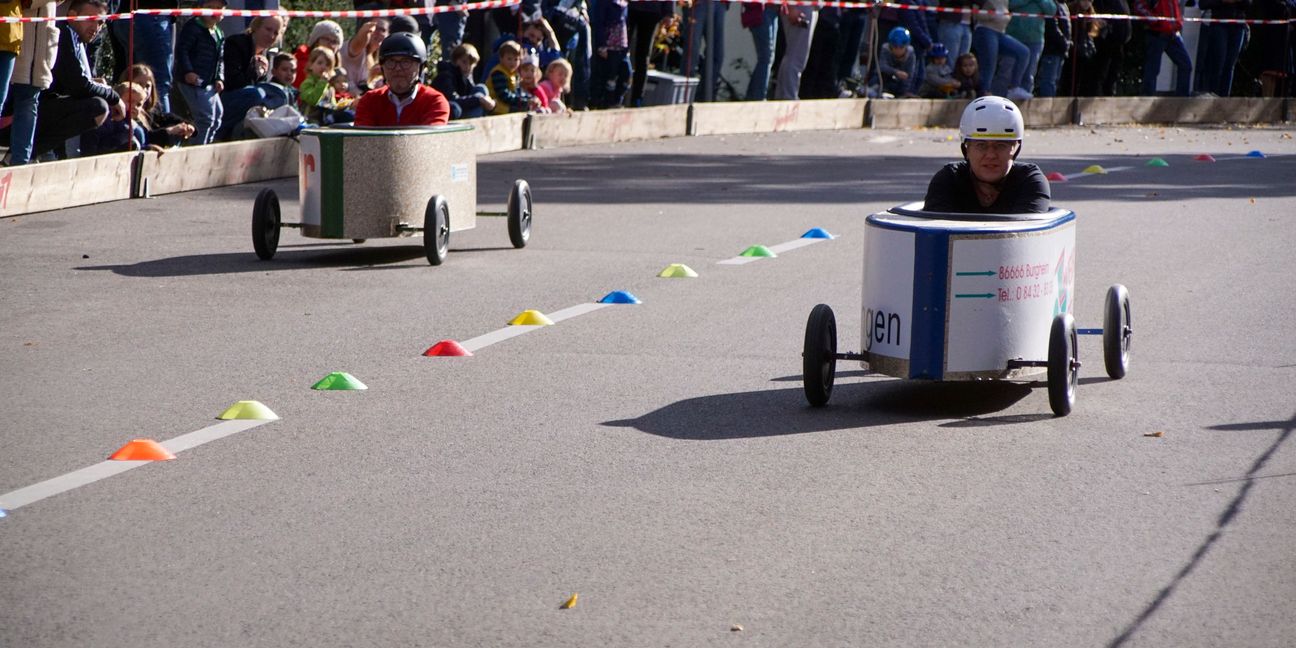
[1107,411,1296,647]
[603,380,1034,440]
[76,245,431,276]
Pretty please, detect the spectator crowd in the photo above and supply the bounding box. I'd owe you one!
[2,0,1293,164]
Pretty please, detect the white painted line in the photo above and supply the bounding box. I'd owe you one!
[459,325,544,352]
[767,238,824,254]
[0,419,274,512]
[717,237,826,265]
[547,302,611,323]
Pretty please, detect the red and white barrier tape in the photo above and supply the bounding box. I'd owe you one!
[6,0,1292,26]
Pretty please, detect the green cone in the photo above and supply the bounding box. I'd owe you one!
[312,372,368,391]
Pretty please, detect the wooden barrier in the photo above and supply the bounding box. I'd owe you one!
[869,99,961,128]
[139,137,297,197]
[529,105,689,148]
[691,99,867,135]
[1075,97,1284,125]
[466,113,529,155]
[0,151,135,217]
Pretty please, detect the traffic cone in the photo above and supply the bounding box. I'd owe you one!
[1045,171,1067,182]
[1145,158,1169,167]
[217,400,280,420]
[509,310,554,325]
[312,372,368,390]
[424,340,472,356]
[801,227,834,239]
[1246,150,1265,158]
[739,245,777,258]
[1194,154,1216,162]
[598,290,642,304]
[658,263,697,278]
[109,438,176,461]
[1082,165,1107,174]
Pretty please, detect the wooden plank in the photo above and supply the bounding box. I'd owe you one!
[530,105,688,148]
[869,99,963,129]
[140,138,297,196]
[0,152,135,217]
[1076,97,1284,125]
[693,99,867,135]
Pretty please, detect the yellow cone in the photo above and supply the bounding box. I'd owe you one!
[1082,164,1107,175]
[561,593,578,609]
[217,400,280,420]
[658,263,698,278]
[509,309,555,326]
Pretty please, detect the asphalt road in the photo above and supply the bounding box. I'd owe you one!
[2,125,1294,647]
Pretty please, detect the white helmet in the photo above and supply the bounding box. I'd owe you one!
[959,96,1024,142]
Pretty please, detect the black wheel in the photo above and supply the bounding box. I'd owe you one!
[424,195,449,266]
[802,304,838,407]
[251,188,281,260]
[507,179,532,249]
[1047,313,1079,417]
[1103,284,1131,379]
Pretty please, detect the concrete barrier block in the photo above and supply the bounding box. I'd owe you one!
[467,113,529,155]
[869,99,963,129]
[1,152,135,217]
[141,137,297,196]
[530,105,689,148]
[1077,97,1285,124]
[1020,98,1075,126]
[693,99,867,135]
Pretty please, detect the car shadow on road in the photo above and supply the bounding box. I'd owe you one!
[602,379,1034,440]
[76,246,430,277]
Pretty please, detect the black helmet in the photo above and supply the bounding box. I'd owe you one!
[378,32,427,64]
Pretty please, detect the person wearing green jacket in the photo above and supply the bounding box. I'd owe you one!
[1004,0,1056,94]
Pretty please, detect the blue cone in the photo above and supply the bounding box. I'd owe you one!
[0,509,7,519]
[1246,150,1266,158]
[599,290,642,305]
[801,227,835,239]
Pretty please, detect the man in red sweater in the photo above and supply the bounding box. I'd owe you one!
[354,33,451,126]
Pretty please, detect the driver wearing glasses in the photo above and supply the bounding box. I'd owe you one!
[924,97,1051,215]
[354,33,451,127]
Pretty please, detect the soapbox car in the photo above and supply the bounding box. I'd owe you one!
[249,123,532,265]
[802,203,1132,417]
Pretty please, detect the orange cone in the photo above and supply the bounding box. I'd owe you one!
[109,438,176,461]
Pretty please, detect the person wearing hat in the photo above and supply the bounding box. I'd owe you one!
[175,0,228,144]
[293,20,343,88]
[353,32,450,126]
[923,97,1050,214]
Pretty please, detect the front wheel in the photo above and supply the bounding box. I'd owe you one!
[507,179,532,249]
[1047,313,1079,417]
[424,195,449,266]
[802,304,838,407]
[251,188,281,260]
[1103,284,1132,379]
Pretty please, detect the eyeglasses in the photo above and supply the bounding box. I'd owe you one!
[968,140,1017,155]
[383,58,421,71]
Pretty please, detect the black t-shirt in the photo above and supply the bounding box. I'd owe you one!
[922,161,1052,215]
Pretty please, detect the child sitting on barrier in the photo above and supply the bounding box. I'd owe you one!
[80,82,150,155]
[431,43,496,120]
[263,53,301,110]
[329,71,356,110]
[518,56,552,113]
[300,47,337,111]
[879,27,918,98]
[539,59,572,112]
[486,40,540,114]
[122,64,196,148]
[919,43,961,98]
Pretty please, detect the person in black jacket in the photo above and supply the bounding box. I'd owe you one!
[1196,0,1251,95]
[175,0,227,144]
[430,43,497,119]
[924,97,1051,215]
[31,0,126,159]
[216,14,285,140]
[1037,1,1071,96]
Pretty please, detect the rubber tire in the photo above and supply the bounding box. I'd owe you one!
[252,188,281,261]
[802,304,838,407]
[424,195,449,266]
[1047,313,1078,417]
[507,179,532,249]
[1103,284,1131,379]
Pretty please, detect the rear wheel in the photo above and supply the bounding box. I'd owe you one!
[1103,284,1132,379]
[802,304,838,407]
[507,179,533,249]
[424,195,449,266]
[251,188,280,260]
[1047,313,1079,416]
